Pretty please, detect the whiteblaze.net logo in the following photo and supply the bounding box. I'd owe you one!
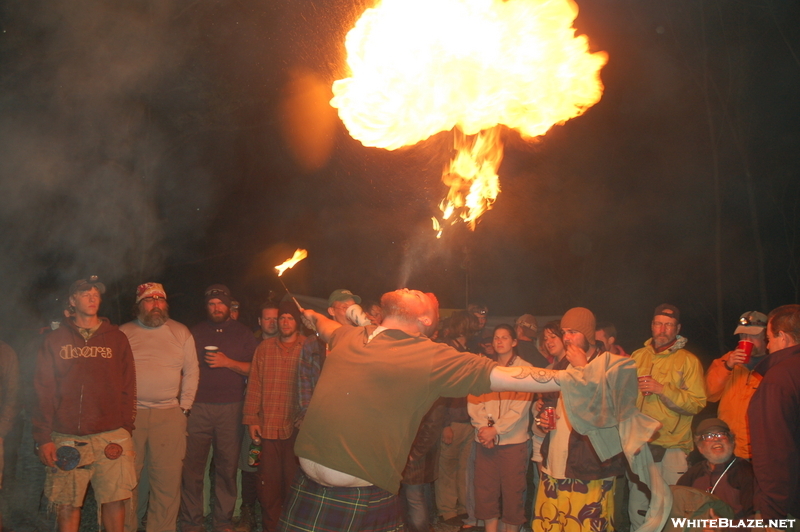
[670,518,796,529]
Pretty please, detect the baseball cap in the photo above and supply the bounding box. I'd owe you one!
[696,418,730,436]
[733,311,767,335]
[328,289,361,306]
[69,275,106,296]
[654,304,680,322]
[515,314,538,331]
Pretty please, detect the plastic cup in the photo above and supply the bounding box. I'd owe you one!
[639,374,653,396]
[204,346,219,366]
[737,340,754,364]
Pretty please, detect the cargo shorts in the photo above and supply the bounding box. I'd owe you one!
[45,427,136,507]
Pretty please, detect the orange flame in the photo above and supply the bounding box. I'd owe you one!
[275,249,308,276]
[332,0,607,231]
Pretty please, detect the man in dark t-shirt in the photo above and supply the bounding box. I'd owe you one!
[180,285,259,532]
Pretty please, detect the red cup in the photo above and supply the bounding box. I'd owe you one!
[639,374,653,396]
[737,340,754,364]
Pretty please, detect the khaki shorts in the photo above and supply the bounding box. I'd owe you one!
[45,427,136,507]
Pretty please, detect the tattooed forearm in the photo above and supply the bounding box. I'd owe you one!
[511,367,560,385]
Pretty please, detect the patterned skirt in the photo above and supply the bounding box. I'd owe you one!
[278,471,404,532]
[531,472,616,532]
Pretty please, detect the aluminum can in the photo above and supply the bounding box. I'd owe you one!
[248,438,262,467]
[542,406,556,431]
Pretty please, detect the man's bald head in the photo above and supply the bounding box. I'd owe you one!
[381,289,439,337]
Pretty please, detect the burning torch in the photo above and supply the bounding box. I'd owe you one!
[274,249,308,313]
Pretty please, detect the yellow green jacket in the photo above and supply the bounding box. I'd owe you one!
[631,336,706,453]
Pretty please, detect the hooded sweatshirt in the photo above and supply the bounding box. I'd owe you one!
[631,336,706,453]
[33,318,136,445]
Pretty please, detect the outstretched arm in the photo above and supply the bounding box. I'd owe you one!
[490,365,561,393]
[301,310,342,343]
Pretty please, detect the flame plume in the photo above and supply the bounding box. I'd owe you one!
[275,249,308,276]
[332,0,607,232]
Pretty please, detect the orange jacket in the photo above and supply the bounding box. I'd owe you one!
[705,352,763,459]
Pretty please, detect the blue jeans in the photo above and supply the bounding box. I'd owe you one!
[401,482,434,532]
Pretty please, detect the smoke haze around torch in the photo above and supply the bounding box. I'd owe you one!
[0,0,216,325]
[331,0,608,150]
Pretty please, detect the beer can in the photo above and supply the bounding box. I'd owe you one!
[542,406,556,431]
[248,438,262,467]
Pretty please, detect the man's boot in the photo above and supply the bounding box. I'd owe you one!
[235,505,254,532]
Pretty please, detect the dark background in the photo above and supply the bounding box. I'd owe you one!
[1,0,799,367]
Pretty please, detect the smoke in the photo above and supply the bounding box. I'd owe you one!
[0,0,215,330]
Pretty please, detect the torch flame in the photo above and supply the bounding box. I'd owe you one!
[275,249,308,277]
[332,0,607,231]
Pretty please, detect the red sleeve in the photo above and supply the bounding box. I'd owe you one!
[120,335,137,434]
[32,336,57,445]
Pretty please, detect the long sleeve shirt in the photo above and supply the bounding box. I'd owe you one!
[32,319,136,445]
[243,335,305,440]
[0,341,20,438]
[467,356,533,445]
[297,335,326,423]
[120,319,199,410]
[748,343,800,521]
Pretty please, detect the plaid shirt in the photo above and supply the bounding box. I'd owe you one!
[297,335,326,423]
[243,335,305,440]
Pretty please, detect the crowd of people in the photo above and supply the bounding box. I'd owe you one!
[0,277,799,532]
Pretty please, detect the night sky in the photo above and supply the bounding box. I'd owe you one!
[1,0,799,365]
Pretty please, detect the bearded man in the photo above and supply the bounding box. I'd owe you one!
[180,285,259,532]
[120,283,199,532]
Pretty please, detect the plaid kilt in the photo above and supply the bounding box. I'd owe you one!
[278,471,404,532]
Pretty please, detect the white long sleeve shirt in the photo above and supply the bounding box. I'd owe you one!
[468,356,533,445]
[120,318,199,410]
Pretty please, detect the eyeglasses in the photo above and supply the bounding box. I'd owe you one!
[698,432,730,442]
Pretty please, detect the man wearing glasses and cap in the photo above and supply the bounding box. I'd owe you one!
[705,311,768,460]
[120,283,199,532]
[180,285,259,532]
[32,276,136,532]
[676,418,754,519]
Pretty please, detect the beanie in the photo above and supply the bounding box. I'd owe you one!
[278,300,302,325]
[561,307,596,345]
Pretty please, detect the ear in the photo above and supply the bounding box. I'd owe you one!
[512,339,518,347]
[69,295,76,308]
[327,307,335,318]
[676,324,682,334]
